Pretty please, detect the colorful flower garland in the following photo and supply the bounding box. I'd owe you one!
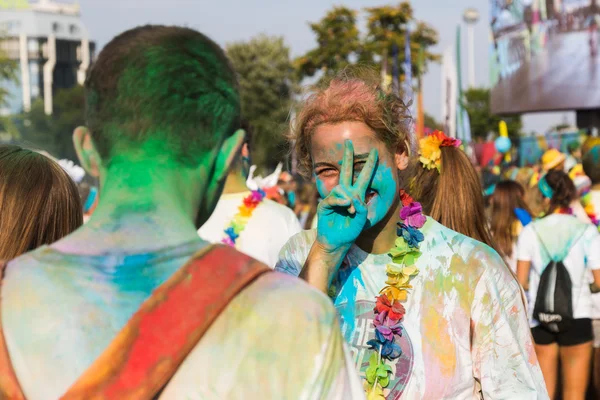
[222,189,266,247]
[365,190,426,400]
[581,188,600,230]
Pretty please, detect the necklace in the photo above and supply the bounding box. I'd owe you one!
[222,189,266,247]
[582,189,600,229]
[553,207,573,216]
[365,190,426,400]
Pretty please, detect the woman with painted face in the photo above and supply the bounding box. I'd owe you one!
[275,72,548,399]
[516,170,600,400]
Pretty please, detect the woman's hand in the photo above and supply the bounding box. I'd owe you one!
[299,140,378,293]
[315,140,378,253]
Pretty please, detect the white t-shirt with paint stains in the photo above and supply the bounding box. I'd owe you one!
[276,218,548,400]
[199,192,302,268]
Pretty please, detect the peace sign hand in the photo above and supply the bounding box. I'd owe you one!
[316,140,379,253]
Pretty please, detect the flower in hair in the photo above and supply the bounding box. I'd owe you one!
[418,130,461,172]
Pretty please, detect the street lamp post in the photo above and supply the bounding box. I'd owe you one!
[463,8,480,88]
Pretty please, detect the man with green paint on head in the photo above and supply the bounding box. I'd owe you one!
[0,26,362,399]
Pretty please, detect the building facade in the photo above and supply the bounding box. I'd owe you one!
[0,0,95,116]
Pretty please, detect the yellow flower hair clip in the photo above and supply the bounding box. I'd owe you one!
[418,130,461,172]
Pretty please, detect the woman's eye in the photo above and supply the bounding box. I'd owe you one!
[353,162,366,174]
[317,169,338,178]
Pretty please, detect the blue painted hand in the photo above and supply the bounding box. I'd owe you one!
[316,140,378,252]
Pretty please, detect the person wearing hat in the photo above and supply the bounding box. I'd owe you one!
[541,148,567,172]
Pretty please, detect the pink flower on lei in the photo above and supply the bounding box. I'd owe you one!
[400,202,426,228]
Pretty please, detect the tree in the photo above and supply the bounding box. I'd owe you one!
[294,6,362,83]
[17,85,85,161]
[296,3,439,84]
[462,87,522,139]
[0,35,18,109]
[423,112,442,130]
[226,35,297,171]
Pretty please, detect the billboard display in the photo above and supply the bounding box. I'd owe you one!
[490,0,600,114]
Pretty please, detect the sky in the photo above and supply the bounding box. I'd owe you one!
[76,0,575,134]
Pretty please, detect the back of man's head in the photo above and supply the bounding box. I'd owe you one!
[583,145,600,185]
[85,25,240,166]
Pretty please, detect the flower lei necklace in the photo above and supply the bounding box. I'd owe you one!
[222,189,266,247]
[364,190,426,400]
[582,188,600,230]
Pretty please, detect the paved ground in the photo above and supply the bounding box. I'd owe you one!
[491,31,600,114]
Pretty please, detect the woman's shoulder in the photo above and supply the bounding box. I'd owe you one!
[275,229,317,276]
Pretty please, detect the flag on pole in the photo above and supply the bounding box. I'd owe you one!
[455,25,472,144]
[416,45,425,139]
[456,25,464,142]
[403,28,413,105]
[441,47,457,138]
[391,43,400,96]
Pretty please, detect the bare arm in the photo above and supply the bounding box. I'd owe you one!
[299,242,350,294]
[590,270,600,294]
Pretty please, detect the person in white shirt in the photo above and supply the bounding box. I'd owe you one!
[517,170,600,400]
[277,73,547,399]
[583,145,600,395]
[199,126,301,267]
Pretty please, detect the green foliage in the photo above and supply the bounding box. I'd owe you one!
[363,3,413,59]
[295,6,362,82]
[296,3,439,84]
[0,36,18,108]
[226,35,297,171]
[16,85,85,160]
[423,112,442,130]
[462,87,522,139]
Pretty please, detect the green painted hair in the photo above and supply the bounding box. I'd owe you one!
[85,25,241,165]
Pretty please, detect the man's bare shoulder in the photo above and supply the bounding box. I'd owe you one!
[230,271,338,322]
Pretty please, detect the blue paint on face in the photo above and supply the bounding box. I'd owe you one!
[314,158,399,233]
[364,161,397,229]
[315,176,327,199]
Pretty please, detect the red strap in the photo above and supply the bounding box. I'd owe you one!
[0,245,270,399]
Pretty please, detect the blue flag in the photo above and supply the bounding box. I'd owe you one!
[403,28,413,104]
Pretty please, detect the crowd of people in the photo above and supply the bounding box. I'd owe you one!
[0,24,599,399]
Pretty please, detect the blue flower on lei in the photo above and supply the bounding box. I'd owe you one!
[224,227,239,241]
[397,223,424,248]
[367,334,403,360]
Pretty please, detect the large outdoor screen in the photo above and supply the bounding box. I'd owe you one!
[490,0,600,114]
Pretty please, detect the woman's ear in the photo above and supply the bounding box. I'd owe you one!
[395,143,409,171]
[73,127,103,178]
